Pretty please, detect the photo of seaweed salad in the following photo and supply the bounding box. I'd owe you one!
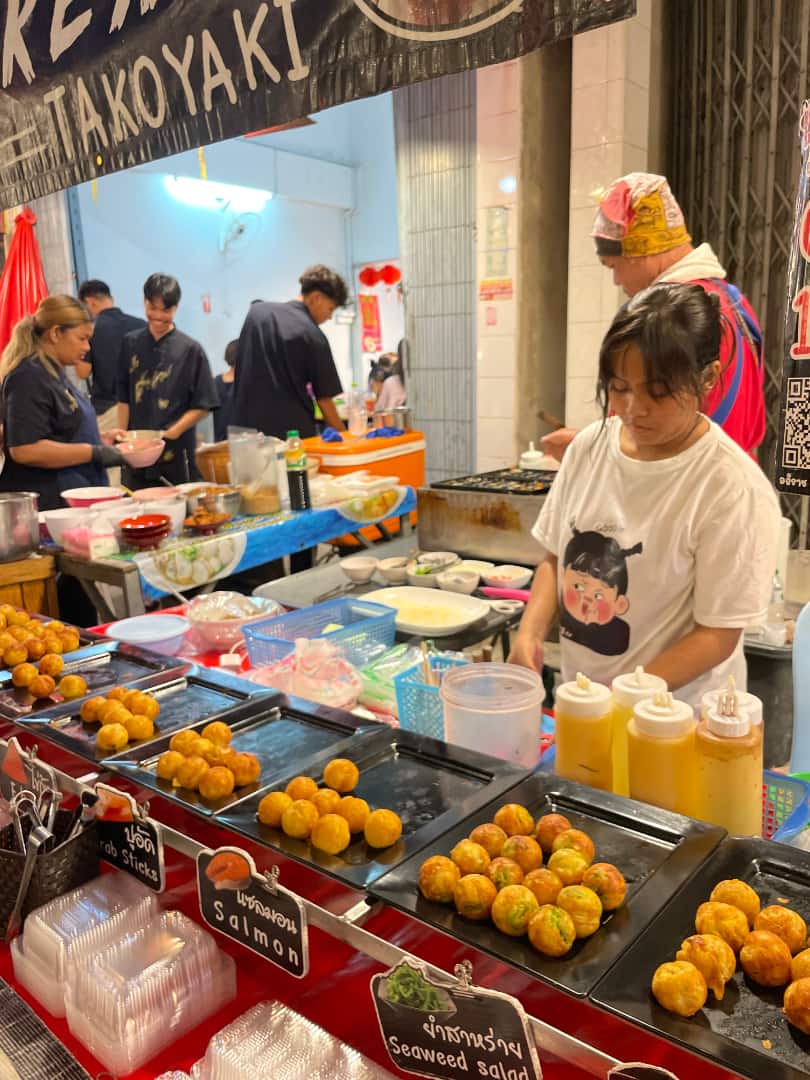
[377,961,457,1016]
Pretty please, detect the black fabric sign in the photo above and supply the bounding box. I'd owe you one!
[775,102,810,494]
[196,846,308,977]
[371,961,541,1079]
[97,814,165,890]
[0,0,635,209]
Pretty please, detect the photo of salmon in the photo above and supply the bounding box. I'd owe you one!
[205,850,252,891]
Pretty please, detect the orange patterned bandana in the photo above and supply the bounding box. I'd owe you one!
[591,173,691,257]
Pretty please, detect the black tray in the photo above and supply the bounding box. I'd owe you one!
[431,468,556,496]
[0,642,188,720]
[592,836,810,1080]
[216,727,526,890]
[20,666,275,765]
[369,773,725,997]
[103,693,382,818]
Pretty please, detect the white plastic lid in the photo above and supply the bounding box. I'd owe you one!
[701,677,763,727]
[520,441,546,469]
[704,688,752,738]
[633,691,694,737]
[555,672,612,718]
[611,666,668,708]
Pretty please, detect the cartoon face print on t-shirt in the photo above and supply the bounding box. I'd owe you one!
[559,527,642,657]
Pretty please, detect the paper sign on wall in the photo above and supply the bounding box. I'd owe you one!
[359,294,384,352]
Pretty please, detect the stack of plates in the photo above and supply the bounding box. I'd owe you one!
[118,513,171,550]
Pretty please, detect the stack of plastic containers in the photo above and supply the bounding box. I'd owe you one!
[64,910,236,1075]
[191,1001,397,1079]
[11,874,159,1017]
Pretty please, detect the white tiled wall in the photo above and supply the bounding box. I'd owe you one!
[475,60,521,471]
[566,1,653,429]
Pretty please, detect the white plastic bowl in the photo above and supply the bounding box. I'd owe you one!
[117,438,165,469]
[482,565,534,590]
[340,555,378,584]
[378,556,408,584]
[61,486,127,508]
[42,508,86,546]
[107,614,189,655]
[436,569,480,595]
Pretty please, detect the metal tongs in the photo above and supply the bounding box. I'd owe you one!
[5,791,55,941]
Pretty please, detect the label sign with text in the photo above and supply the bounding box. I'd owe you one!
[95,784,165,892]
[0,737,57,802]
[196,846,308,979]
[371,961,542,1080]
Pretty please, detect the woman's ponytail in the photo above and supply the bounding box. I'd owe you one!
[0,316,38,382]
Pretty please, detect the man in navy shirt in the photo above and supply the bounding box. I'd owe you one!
[76,279,145,430]
[231,266,348,438]
[117,274,218,488]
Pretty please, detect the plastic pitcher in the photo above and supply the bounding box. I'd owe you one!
[440,663,543,767]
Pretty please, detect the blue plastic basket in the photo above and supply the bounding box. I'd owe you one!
[765,771,810,843]
[394,656,468,741]
[243,598,396,670]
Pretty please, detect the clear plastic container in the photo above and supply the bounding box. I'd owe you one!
[65,910,236,1075]
[191,1001,397,1079]
[12,874,159,1017]
[441,663,543,767]
[554,673,613,790]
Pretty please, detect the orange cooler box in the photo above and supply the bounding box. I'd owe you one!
[303,430,424,544]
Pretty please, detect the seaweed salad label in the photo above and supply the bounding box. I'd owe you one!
[371,960,542,1079]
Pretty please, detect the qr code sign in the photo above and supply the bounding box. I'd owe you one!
[783,377,810,468]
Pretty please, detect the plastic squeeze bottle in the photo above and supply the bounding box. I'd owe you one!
[285,430,311,511]
[554,673,613,791]
[695,688,763,836]
[627,691,697,816]
[610,667,668,797]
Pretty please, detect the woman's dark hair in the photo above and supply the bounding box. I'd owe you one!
[563,528,642,596]
[299,265,349,308]
[596,283,725,417]
[143,273,181,308]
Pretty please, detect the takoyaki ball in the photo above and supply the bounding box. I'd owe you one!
[695,901,749,953]
[528,904,576,958]
[785,978,810,1035]
[676,934,736,1001]
[740,930,793,988]
[754,905,808,955]
[792,948,810,983]
[556,885,603,939]
[651,961,708,1018]
[419,856,461,903]
[582,862,627,912]
[709,879,761,928]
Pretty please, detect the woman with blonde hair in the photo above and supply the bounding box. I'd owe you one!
[0,296,122,509]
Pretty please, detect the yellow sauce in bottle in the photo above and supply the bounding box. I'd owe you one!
[610,667,668,797]
[695,693,763,836]
[554,672,613,791]
[627,691,697,817]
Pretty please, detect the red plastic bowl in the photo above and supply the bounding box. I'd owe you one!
[119,514,171,531]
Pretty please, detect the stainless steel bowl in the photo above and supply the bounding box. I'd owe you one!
[0,492,39,562]
[185,486,242,518]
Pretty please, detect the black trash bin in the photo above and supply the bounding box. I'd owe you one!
[744,639,793,769]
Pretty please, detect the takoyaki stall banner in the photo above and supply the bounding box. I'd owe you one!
[0,0,635,209]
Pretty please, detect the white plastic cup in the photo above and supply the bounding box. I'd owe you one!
[440,663,544,767]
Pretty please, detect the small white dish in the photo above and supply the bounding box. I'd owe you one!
[378,556,408,584]
[107,614,189,655]
[456,560,495,576]
[483,565,534,590]
[340,555,378,584]
[436,569,480,595]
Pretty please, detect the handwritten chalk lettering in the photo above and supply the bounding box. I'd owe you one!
[101,70,141,141]
[77,74,109,152]
[274,0,309,81]
[201,28,237,110]
[162,37,198,115]
[131,55,167,128]
[233,4,282,90]
[2,0,36,88]
[50,0,92,63]
[110,0,159,34]
[43,85,75,159]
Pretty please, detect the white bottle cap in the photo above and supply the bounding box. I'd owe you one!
[611,666,668,708]
[520,441,546,470]
[701,677,763,727]
[633,691,695,738]
[705,688,752,738]
[555,672,612,718]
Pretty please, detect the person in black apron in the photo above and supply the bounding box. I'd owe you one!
[0,297,125,624]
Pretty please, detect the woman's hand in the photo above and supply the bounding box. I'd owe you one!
[508,632,545,673]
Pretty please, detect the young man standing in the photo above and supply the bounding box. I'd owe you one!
[231,265,348,438]
[117,273,218,488]
[76,279,145,432]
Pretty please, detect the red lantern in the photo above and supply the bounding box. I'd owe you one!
[380,264,401,286]
[358,266,380,288]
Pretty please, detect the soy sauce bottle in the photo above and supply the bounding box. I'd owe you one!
[285,430,311,511]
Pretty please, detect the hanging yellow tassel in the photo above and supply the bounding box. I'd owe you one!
[198,147,208,181]
[91,178,98,203]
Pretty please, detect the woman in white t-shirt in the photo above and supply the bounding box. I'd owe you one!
[509,283,780,708]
